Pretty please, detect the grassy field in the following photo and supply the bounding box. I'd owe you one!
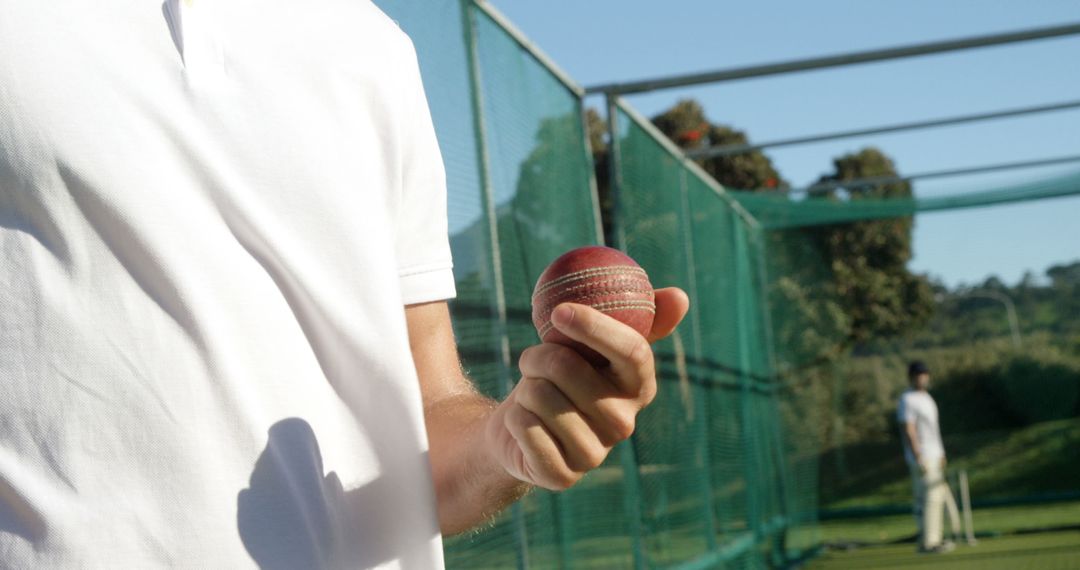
[819,500,1080,545]
[810,500,1080,570]
[444,501,1080,568]
[808,530,1080,569]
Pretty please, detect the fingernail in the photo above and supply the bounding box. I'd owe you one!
[552,304,575,328]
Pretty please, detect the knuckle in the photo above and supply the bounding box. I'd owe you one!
[506,400,540,432]
[550,468,580,491]
[517,378,547,411]
[531,378,562,408]
[514,380,536,410]
[593,399,630,443]
[547,346,583,380]
[504,401,527,428]
[625,337,653,371]
[639,375,658,406]
[517,345,539,372]
[564,433,607,472]
[609,410,636,441]
[584,310,604,339]
[582,443,609,471]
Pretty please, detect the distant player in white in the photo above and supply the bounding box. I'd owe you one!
[897,361,955,554]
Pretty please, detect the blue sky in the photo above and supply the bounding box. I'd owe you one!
[490,0,1080,288]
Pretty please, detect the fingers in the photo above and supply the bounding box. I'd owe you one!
[549,303,655,397]
[504,398,581,490]
[497,343,649,489]
[519,344,639,446]
[514,377,609,472]
[494,288,690,491]
[648,287,690,343]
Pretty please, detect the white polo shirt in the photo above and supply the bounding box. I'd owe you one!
[0,1,453,567]
[897,389,946,467]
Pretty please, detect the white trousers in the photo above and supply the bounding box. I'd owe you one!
[910,460,952,548]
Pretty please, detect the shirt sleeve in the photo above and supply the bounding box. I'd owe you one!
[897,394,915,424]
[393,36,456,306]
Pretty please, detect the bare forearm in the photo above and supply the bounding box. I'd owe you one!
[424,392,530,535]
[904,422,921,461]
[406,293,690,536]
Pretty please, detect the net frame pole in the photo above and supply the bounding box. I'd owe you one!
[688,99,1080,159]
[783,155,1080,195]
[962,291,1022,349]
[676,167,721,553]
[606,93,649,570]
[471,0,584,97]
[585,22,1080,95]
[460,2,530,566]
[578,102,606,246]
[733,221,763,541]
[751,230,795,563]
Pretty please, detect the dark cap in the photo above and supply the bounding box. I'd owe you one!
[908,361,930,377]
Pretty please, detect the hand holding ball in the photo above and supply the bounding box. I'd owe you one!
[531,246,655,365]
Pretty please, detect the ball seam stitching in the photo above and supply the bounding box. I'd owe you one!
[532,266,648,299]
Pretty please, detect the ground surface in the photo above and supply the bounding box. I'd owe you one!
[810,500,1080,570]
[807,530,1080,569]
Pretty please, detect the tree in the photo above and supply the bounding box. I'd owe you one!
[806,148,934,344]
[593,100,933,345]
[1046,261,1080,341]
[590,99,788,243]
[650,99,786,191]
[1048,261,1080,289]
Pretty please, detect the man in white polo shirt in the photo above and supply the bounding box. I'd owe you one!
[0,1,688,567]
[897,361,955,554]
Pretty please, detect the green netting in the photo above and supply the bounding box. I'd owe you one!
[451,7,607,569]
[379,3,1080,565]
[733,169,1080,229]
[376,1,821,568]
[614,101,821,568]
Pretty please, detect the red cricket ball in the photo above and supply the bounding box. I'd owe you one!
[531,246,655,366]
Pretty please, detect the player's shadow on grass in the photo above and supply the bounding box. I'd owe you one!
[237,418,435,569]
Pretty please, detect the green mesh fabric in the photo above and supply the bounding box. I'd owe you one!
[733,169,1080,229]
[375,1,821,567]
[614,101,820,567]
[447,7,606,569]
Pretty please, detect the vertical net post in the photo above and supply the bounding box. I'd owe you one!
[606,93,648,570]
[678,169,721,555]
[458,2,530,566]
[733,220,763,544]
[750,229,793,565]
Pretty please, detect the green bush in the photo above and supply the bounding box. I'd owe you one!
[989,348,1080,424]
[826,339,1080,445]
[933,364,1020,433]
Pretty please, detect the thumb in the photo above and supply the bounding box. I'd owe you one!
[647,287,690,343]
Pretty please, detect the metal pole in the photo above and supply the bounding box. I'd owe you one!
[674,167,721,552]
[607,94,648,570]
[579,101,607,247]
[460,2,530,567]
[471,0,584,97]
[585,22,1080,95]
[783,155,1080,195]
[687,99,1080,159]
[965,291,1022,349]
[733,222,763,541]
